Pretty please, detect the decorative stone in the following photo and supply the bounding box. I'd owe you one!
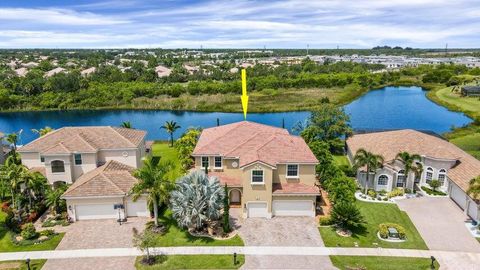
[15,236,23,241]
[38,236,49,241]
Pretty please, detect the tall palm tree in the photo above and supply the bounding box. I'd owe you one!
[467,176,480,200]
[5,130,22,156]
[31,126,54,137]
[2,157,28,209]
[131,157,174,227]
[353,148,384,194]
[120,121,133,129]
[395,152,422,188]
[161,121,181,147]
[23,171,48,210]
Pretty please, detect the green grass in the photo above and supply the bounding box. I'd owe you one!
[330,256,440,270]
[151,141,183,179]
[333,155,350,167]
[135,255,244,270]
[0,259,46,270]
[0,210,64,252]
[449,132,480,160]
[430,85,480,120]
[319,200,428,249]
[154,209,244,247]
[420,186,447,196]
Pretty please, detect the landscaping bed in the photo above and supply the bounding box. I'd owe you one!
[0,259,46,270]
[420,186,447,196]
[319,200,427,249]
[330,256,440,270]
[135,255,245,269]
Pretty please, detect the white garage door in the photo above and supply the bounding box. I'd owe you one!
[247,202,268,218]
[450,183,467,209]
[273,200,314,217]
[467,197,479,221]
[126,198,149,217]
[75,204,117,220]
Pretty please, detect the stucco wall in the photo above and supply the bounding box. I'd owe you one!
[20,152,42,168]
[241,163,273,215]
[45,155,73,184]
[273,164,316,185]
[97,149,138,168]
[72,153,97,180]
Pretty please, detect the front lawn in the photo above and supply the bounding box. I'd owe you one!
[333,155,350,167]
[319,200,428,249]
[154,209,244,247]
[135,255,244,270]
[0,259,46,270]
[151,141,183,179]
[0,210,64,252]
[450,132,480,160]
[330,256,439,270]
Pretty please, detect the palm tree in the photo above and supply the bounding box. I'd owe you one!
[23,171,48,210]
[161,121,181,147]
[467,176,480,200]
[131,157,174,227]
[1,157,28,209]
[353,148,384,195]
[120,121,133,129]
[170,170,224,231]
[31,126,54,137]
[46,184,68,215]
[5,130,22,156]
[395,152,422,188]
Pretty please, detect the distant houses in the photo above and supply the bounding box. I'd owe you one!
[461,86,480,97]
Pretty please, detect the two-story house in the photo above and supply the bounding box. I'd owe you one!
[346,129,480,222]
[18,126,149,221]
[192,121,319,218]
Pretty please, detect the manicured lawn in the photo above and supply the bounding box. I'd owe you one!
[0,210,64,252]
[154,209,244,247]
[333,155,350,167]
[319,200,428,249]
[151,141,183,179]
[330,256,439,270]
[0,259,46,270]
[450,132,480,160]
[433,86,480,119]
[135,255,244,270]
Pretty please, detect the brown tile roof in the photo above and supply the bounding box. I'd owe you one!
[193,121,318,168]
[272,182,320,195]
[19,126,146,155]
[346,129,480,193]
[209,171,242,187]
[62,160,138,198]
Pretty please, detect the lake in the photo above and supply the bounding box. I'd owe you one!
[0,86,472,144]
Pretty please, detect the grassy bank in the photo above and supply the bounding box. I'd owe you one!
[0,260,46,270]
[330,256,439,270]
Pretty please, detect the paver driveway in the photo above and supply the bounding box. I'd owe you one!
[233,209,337,269]
[42,217,148,270]
[397,196,480,252]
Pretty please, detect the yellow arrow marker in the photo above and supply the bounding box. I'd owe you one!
[241,69,249,120]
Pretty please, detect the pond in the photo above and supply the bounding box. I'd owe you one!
[0,86,472,144]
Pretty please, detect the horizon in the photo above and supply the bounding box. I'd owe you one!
[1,0,480,49]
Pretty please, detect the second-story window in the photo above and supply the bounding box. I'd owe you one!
[286,164,299,178]
[74,153,82,165]
[201,156,209,169]
[214,156,222,168]
[251,170,264,184]
[51,160,65,173]
[40,156,45,163]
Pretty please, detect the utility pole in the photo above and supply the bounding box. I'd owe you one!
[306,44,309,56]
[445,43,448,56]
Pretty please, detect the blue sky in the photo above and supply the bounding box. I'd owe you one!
[0,0,479,48]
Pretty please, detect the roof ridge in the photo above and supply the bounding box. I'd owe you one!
[21,127,63,149]
[224,132,261,157]
[197,122,250,154]
[109,126,137,147]
[62,160,116,197]
[76,132,97,150]
[99,172,126,194]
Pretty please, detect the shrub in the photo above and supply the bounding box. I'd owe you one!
[1,202,10,212]
[21,223,38,240]
[387,188,405,198]
[421,186,447,196]
[39,229,55,237]
[378,190,387,196]
[319,216,333,226]
[428,180,442,191]
[367,189,376,198]
[378,223,406,240]
[5,210,21,232]
[404,188,412,194]
[25,212,38,223]
[331,202,365,230]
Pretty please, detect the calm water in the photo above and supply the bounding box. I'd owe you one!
[0,86,472,144]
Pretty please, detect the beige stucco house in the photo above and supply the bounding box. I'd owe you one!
[192,121,319,218]
[346,129,480,221]
[18,126,149,221]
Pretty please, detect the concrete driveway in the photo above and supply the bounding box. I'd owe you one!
[232,209,337,269]
[397,196,480,252]
[42,218,148,270]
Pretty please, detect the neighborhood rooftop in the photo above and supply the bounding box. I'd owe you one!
[346,129,480,192]
[62,160,138,198]
[19,126,146,154]
[192,121,318,167]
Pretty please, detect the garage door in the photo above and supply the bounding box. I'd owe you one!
[247,202,268,218]
[272,200,314,217]
[467,197,479,221]
[450,183,467,210]
[126,198,149,217]
[75,204,117,220]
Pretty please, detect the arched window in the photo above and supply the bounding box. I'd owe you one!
[438,169,447,186]
[378,175,388,186]
[51,160,65,173]
[397,170,406,187]
[425,167,434,183]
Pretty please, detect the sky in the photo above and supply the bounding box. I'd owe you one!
[0,0,480,49]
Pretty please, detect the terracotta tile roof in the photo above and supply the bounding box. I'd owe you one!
[272,182,320,195]
[29,167,46,177]
[208,171,242,187]
[193,121,318,168]
[346,129,480,193]
[62,160,138,198]
[19,126,146,155]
